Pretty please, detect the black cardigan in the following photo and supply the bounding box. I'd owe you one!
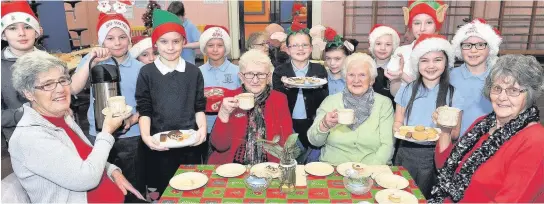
[272,62,328,120]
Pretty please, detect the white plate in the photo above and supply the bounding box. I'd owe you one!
[374,174,409,189]
[169,172,208,191]
[304,162,334,176]
[336,162,393,178]
[375,189,418,204]
[250,162,280,178]
[215,163,246,178]
[152,129,197,148]
[101,105,133,116]
[336,162,365,177]
[282,77,327,89]
[394,126,441,142]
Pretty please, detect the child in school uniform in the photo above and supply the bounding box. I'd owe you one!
[368,24,401,103]
[129,35,156,65]
[450,18,502,136]
[135,9,207,201]
[70,12,145,202]
[272,21,328,164]
[198,25,241,160]
[321,27,359,96]
[393,34,465,198]
[1,0,42,177]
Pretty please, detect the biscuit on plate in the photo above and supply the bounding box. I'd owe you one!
[412,131,427,141]
[414,125,425,132]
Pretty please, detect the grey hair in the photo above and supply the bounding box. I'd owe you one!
[341,52,378,79]
[246,32,267,51]
[12,50,69,95]
[483,54,544,109]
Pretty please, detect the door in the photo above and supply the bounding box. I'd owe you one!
[238,0,312,52]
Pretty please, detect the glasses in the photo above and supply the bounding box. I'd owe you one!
[34,77,72,91]
[461,42,488,50]
[242,72,269,80]
[490,85,527,97]
[288,43,311,49]
[253,42,269,47]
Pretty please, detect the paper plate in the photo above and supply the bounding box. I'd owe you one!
[152,129,197,148]
[375,189,418,204]
[250,162,280,178]
[304,162,334,176]
[374,174,409,189]
[215,163,246,178]
[169,172,208,191]
[101,105,133,116]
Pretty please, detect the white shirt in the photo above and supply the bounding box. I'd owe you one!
[154,57,186,75]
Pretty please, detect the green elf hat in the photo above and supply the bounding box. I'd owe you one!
[151,9,186,45]
[402,0,448,31]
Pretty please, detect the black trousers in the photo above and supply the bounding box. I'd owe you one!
[145,145,201,200]
[292,119,316,164]
[107,136,146,203]
[394,141,437,199]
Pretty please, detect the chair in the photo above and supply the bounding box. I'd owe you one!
[1,173,30,203]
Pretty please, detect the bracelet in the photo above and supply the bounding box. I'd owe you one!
[321,119,331,130]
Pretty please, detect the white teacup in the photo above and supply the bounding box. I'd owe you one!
[107,96,126,116]
[337,109,355,125]
[386,54,401,72]
[437,106,461,127]
[236,93,255,110]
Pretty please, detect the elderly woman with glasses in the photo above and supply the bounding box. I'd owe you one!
[307,53,395,166]
[208,49,293,165]
[430,55,544,203]
[246,32,270,55]
[8,51,144,203]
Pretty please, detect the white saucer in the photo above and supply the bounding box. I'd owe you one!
[101,105,133,116]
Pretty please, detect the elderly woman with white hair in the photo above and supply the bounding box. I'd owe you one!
[207,49,293,165]
[8,50,144,203]
[307,53,394,166]
[430,55,544,203]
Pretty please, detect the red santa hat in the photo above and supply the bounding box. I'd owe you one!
[1,1,40,36]
[129,36,152,58]
[451,18,502,65]
[410,34,454,75]
[368,24,401,57]
[96,13,131,46]
[199,25,231,57]
[403,0,449,32]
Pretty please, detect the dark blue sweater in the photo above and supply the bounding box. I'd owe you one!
[135,61,206,135]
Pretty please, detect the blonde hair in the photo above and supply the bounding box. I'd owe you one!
[239,49,274,74]
[341,52,378,79]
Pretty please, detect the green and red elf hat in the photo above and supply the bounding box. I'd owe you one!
[402,0,449,31]
[151,9,186,45]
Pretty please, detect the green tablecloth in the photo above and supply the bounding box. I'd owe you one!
[159,165,426,203]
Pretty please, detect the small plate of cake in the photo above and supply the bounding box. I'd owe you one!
[152,129,197,148]
[394,125,441,142]
[375,189,418,204]
[282,77,327,89]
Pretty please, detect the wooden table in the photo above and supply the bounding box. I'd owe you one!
[159,165,426,203]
